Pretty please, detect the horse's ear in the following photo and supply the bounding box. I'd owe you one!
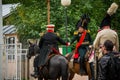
[35,40,37,45]
[28,41,33,46]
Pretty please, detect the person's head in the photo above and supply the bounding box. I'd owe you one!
[78,27,85,33]
[46,24,55,32]
[102,40,114,54]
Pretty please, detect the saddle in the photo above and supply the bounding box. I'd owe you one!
[85,48,94,63]
[68,50,92,75]
[39,53,57,78]
[43,47,61,67]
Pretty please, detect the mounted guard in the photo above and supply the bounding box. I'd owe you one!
[70,14,92,75]
[93,2,119,80]
[32,24,69,78]
[93,2,119,59]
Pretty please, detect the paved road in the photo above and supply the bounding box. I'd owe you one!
[72,74,88,80]
[32,74,88,80]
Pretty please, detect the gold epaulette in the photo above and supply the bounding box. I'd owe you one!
[39,32,44,36]
[74,31,78,35]
[55,32,60,36]
[86,30,90,33]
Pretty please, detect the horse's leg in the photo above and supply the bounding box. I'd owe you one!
[38,77,43,80]
[89,62,94,80]
[61,62,68,80]
[85,62,92,80]
[57,77,60,80]
[38,67,45,80]
[69,70,75,80]
[49,79,57,80]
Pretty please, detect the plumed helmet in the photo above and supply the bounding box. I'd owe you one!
[100,14,111,29]
[100,2,118,29]
[76,14,90,30]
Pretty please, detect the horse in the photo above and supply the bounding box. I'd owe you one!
[27,42,68,80]
[66,47,94,80]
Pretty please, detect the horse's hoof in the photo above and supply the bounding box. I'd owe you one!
[31,74,39,78]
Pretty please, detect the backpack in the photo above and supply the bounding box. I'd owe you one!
[107,52,120,80]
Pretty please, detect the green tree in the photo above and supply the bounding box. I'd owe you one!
[4,0,120,49]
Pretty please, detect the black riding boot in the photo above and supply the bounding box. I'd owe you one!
[80,59,86,75]
[90,62,94,80]
[31,67,39,78]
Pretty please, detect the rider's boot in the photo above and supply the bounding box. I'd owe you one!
[90,62,95,80]
[80,59,86,75]
[31,67,39,78]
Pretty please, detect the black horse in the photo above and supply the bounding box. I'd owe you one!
[27,42,68,80]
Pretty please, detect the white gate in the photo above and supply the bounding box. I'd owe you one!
[3,43,28,80]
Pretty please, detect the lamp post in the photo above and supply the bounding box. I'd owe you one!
[47,0,50,24]
[61,0,71,53]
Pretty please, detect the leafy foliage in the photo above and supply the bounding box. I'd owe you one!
[3,0,120,49]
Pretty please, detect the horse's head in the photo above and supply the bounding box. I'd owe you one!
[27,41,40,59]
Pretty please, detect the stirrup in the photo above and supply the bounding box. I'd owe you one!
[80,70,86,75]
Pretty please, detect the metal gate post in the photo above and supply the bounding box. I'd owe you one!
[0,0,3,79]
[15,42,18,80]
[19,43,22,80]
[27,58,30,80]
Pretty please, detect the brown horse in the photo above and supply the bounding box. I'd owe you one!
[66,48,94,80]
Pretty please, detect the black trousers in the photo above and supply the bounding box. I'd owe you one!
[33,55,39,67]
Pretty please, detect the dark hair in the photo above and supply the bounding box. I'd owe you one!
[104,40,114,51]
[100,14,111,29]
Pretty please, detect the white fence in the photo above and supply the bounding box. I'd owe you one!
[2,43,29,80]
